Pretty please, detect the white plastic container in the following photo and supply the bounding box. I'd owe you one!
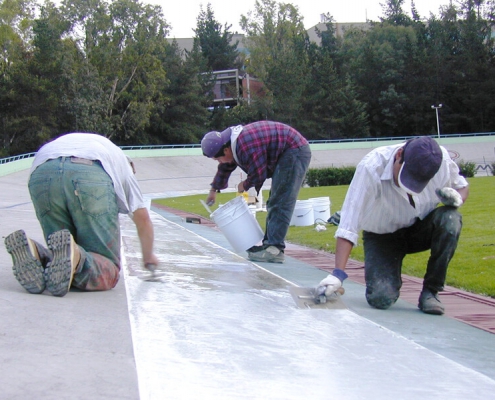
[256,190,263,210]
[290,200,314,227]
[211,196,264,252]
[248,187,263,210]
[309,197,331,224]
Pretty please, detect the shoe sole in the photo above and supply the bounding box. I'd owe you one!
[247,252,285,264]
[45,230,77,297]
[419,304,445,315]
[4,230,45,294]
[418,297,445,315]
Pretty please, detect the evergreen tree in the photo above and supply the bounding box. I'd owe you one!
[148,40,210,144]
[193,3,240,71]
[240,0,310,126]
[303,17,369,139]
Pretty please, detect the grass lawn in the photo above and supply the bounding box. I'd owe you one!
[153,176,495,298]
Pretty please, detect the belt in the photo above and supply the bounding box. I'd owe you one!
[70,156,94,166]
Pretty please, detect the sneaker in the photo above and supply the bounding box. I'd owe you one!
[4,230,45,294]
[247,245,285,263]
[246,245,264,253]
[418,289,445,315]
[45,230,80,297]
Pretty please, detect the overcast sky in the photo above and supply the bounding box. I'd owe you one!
[143,0,451,38]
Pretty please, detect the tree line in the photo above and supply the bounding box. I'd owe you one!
[1,0,494,156]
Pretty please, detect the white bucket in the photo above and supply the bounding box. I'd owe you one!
[256,190,263,210]
[290,200,314,227]
[309,197,331,224]
[211,196,264,252]
[248,187,263,210]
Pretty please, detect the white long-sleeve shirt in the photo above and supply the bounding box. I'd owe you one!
[335,143,468,246]
[30,133,146,214]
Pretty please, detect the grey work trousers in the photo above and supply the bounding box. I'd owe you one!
[363,206,462,309]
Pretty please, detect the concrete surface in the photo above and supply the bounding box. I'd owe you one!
[0,138,494,399]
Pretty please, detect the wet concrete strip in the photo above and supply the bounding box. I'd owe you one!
[120,212,495,399]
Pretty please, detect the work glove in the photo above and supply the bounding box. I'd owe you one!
[315,268,348,298]
[436,187,463,208]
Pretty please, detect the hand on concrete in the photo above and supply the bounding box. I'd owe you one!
[436,187,463,207]
[206,192,216,206]
[144,262,158,272]
[144,254,159,269]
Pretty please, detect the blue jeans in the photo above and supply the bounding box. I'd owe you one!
[363,206,463,309]
[28,157,120,291]
[264,145,312,250]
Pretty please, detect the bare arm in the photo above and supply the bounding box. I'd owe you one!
[335,237,354,271]
[131,208,159,267]
[457,186,469,203]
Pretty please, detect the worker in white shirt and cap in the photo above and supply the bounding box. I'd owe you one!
[317,136,469,315]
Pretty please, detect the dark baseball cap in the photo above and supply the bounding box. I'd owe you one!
[201,128,232,158]
[398,137,443,195]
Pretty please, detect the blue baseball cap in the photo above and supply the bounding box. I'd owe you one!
[398,137,442,195]
[201,128,232,158]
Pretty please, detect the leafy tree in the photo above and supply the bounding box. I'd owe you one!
[302,16,369,139]
[193,3,240,71]
[3,0,495,156]
[59,0,171,144]
[148,39,210,144]
[340,21,429,137]
[380,0,413,26]
[240,0,310,125]
[424,0,495,133]
[0,0,41,154]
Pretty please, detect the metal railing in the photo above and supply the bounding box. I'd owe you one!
[1,132,494,164]
[308,131,495,144]
[0,152,37,164]
[120,144,201,150]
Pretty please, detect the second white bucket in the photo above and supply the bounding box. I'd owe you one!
[211,196,264,252]
[309,196,331,223]
[290,200,314,226]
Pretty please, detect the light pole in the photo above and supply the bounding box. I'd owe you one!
[431,104,442,139]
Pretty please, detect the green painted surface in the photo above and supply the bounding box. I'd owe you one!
[1,136,493,176]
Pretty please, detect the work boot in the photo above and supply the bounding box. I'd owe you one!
[247,245,285,263]
[45,230,81,297]
[418,288,445,315]
[4,230,49,294]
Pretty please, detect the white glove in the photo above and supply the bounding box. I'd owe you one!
[436,187,463,207]
[316,274,342,297]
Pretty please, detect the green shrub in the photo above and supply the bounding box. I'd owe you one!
[306,166,356,187]
[457,160,477,178]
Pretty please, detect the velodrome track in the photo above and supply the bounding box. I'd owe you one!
[0,136,494,399]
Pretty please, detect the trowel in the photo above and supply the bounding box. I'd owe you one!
[289,286,347,309]
[200,199,213,216]
[138,263,166,282]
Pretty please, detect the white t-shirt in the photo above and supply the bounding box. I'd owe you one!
[30,133,146,214]
[336,142,469,246]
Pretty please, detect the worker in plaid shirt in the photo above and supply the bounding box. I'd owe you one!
[201,121,311,263]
